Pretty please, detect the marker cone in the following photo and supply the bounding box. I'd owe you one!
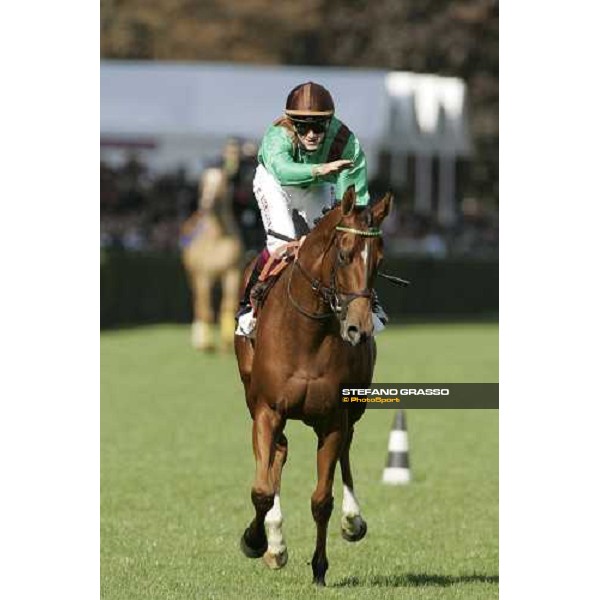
[382,409,411,485]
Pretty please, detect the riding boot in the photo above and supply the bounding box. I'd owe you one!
[372,290,389,334]
[235,249,269,337]
[237,249,268,315]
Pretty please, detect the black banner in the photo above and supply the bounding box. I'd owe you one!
[339,383,499,409]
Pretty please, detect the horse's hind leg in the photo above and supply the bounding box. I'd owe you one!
[310,425,344,586]
[240,405,283,559]
[339,426,367,542]
[263,433,288,569]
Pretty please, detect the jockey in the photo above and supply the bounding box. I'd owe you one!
[235,81,388,337]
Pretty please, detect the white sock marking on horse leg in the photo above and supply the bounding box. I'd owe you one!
[264,494,285,554]
[342,484,361,518]
[342,484,365,537]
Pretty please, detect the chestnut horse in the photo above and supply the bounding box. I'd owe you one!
[234,187,392,585]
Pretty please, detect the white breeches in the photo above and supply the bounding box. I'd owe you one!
[253,164,336,253]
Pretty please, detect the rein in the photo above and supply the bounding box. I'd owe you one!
[278,224,383,321]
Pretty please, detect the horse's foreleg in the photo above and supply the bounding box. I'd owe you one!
[311,426,343,586]
[191,272,215,351]
[219,267,240,352]
[240,405,282,559]
[263,433,288,569]
[339,426,367,542]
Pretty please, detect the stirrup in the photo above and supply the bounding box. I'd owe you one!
[250,280,271,306]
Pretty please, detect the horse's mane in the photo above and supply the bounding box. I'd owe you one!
[310,201,371,237]
[308,203,342,242]
[311,203,338,228]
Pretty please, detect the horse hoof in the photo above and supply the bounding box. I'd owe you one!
[263,547,288,569]
[341,516,368,542]
[312,576,326,586]
[240,528,267,559]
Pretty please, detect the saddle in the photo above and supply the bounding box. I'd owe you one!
[250,237,306,310]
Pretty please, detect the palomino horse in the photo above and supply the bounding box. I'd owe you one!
[181,168,243,352]
[235,187,392,585]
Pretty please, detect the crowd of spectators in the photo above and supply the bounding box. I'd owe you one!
[101,158,196,252]
[381,197,499,259]
[101,148,498,260]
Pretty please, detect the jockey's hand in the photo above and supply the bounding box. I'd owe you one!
[314,160,354,177]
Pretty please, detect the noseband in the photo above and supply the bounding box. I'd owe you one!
[287,223,382,321]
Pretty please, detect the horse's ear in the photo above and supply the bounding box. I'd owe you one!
[372,192,394,224]
[341,186,356,216]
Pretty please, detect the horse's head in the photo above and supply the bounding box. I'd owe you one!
[323,186,393,345]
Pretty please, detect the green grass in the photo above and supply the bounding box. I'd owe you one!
[101,323,498,599]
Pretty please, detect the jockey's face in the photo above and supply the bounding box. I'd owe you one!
[293,118,330,152]
[298,128,326,152]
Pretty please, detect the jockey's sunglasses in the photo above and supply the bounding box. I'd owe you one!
[292,118,330,135]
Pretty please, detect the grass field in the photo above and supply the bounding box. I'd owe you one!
[101,323,498,600]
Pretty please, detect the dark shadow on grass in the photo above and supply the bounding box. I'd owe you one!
[333,573,499,588]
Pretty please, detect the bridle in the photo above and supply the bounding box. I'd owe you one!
[287,222,382,321]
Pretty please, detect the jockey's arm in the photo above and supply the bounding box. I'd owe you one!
[260,127,317,185]
[260,126,353,186]
[333,134,370,207]
[259,124,369,206]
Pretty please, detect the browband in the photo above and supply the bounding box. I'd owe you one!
[335,226,382,237]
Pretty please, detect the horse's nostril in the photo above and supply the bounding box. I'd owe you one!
[345,325,362,346]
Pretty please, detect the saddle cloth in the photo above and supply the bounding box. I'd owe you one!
[251,237,306,309]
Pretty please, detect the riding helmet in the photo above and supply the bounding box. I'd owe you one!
[285,82,335,118]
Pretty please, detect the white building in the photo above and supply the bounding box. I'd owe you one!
[101,61,471,224]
